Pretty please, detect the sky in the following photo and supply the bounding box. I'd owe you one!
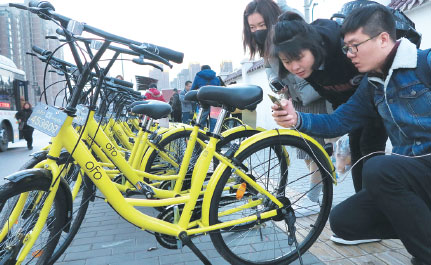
[3,0,352,84]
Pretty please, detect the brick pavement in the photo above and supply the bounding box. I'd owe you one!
[54,140,410,265]
[55,198,323,265]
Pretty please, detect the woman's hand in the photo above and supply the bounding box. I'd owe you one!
[271,98,298,128]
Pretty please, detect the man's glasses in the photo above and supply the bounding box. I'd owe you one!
[342,33,382,55]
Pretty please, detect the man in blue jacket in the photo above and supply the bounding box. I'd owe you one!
[191,65,221,130]
[179,80,194,124]
[272,5,430,265]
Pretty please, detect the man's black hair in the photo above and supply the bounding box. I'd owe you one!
[185,80,192,86]
[341,4,396,41]
[271,18,326,78]
[201,65,211,70]
[149,83,157,89]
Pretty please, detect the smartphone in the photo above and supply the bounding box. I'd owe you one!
[268,94,282,110]
[269,78,286,93]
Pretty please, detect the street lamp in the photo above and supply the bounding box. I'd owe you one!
[312,2,318,21]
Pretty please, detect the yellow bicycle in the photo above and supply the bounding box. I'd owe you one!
[1,2,335,265]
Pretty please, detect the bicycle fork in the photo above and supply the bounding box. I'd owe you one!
[14,161,61,265]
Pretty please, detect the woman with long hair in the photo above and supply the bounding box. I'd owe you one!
[15,101,34,150]
[243,0,328,203]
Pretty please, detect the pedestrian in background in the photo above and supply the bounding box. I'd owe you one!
[169,88,182,122]
[15,101,34,150]
[179,80,194,124]
[145,83,166,102]
[191,65,221,131]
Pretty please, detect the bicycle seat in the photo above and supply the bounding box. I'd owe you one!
[129,100,149,109]
[184,90,198,102]
[185,90,221,108]
[197,84,263,110]
[131,100,171,119]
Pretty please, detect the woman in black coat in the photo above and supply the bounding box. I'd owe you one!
[271,13,388,193]
[15,101,34,150]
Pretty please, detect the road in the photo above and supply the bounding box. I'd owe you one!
[0,130,51,183]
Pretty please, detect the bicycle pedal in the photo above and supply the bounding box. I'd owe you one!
[136,182,155,199]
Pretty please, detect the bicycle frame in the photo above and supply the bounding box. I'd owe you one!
[13,109,295,264]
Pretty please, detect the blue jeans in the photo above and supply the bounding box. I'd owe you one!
[198,107,216,132]
[182,112,192,125]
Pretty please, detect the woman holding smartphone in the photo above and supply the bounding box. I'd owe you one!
[243,0,328,202]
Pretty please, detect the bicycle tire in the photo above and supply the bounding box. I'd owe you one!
[208,134,333,265]
[19,153,94,265]
[0,179,68,265]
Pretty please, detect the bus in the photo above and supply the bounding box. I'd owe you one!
[0,55,28,152]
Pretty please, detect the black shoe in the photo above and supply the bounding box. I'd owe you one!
[411,257,429,265]
[28,146,33,150]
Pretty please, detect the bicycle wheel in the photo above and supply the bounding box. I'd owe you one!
[209,134,333,265]
[19,153,94,265]
[0,179,68,265]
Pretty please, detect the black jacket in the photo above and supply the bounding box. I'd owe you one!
[170,93,182,113]
[305,19,363,109]
[15,108,34,131]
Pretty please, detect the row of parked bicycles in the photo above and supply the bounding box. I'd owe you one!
[1,2,337,265]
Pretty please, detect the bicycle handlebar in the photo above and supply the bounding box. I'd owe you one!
[32,45,135,89]
[110,78,134,89]
[55,29,169,68]
[8,3,28,10]
[32,45,52,56]
[18,1,184,64]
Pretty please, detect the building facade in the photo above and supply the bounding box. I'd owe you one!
[220,60,233,74]
[148,64,170,89]
[0,3,64,107]
[188,63,200,82]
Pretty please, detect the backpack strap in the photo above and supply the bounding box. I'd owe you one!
[415,48,431,87]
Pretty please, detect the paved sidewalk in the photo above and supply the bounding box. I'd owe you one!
[53,139,410,265]
[55,173,411,264]
[56,198,323,265]
[308,218,412,265]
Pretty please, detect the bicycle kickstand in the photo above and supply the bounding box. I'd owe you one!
[283,209,304,265]
[178,232,212,265]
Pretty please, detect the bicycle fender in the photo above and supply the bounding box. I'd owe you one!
[158,125,195,140]
[29,149,70,164]
[201,162,229,226]
[234,129,334,177]
[220,124,264,138]
[6,168,73,232]
[30,150,48,160]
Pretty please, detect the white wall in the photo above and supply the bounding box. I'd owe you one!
[405,2,431,49]
[236,68,282,130]
[375,0,431,49]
